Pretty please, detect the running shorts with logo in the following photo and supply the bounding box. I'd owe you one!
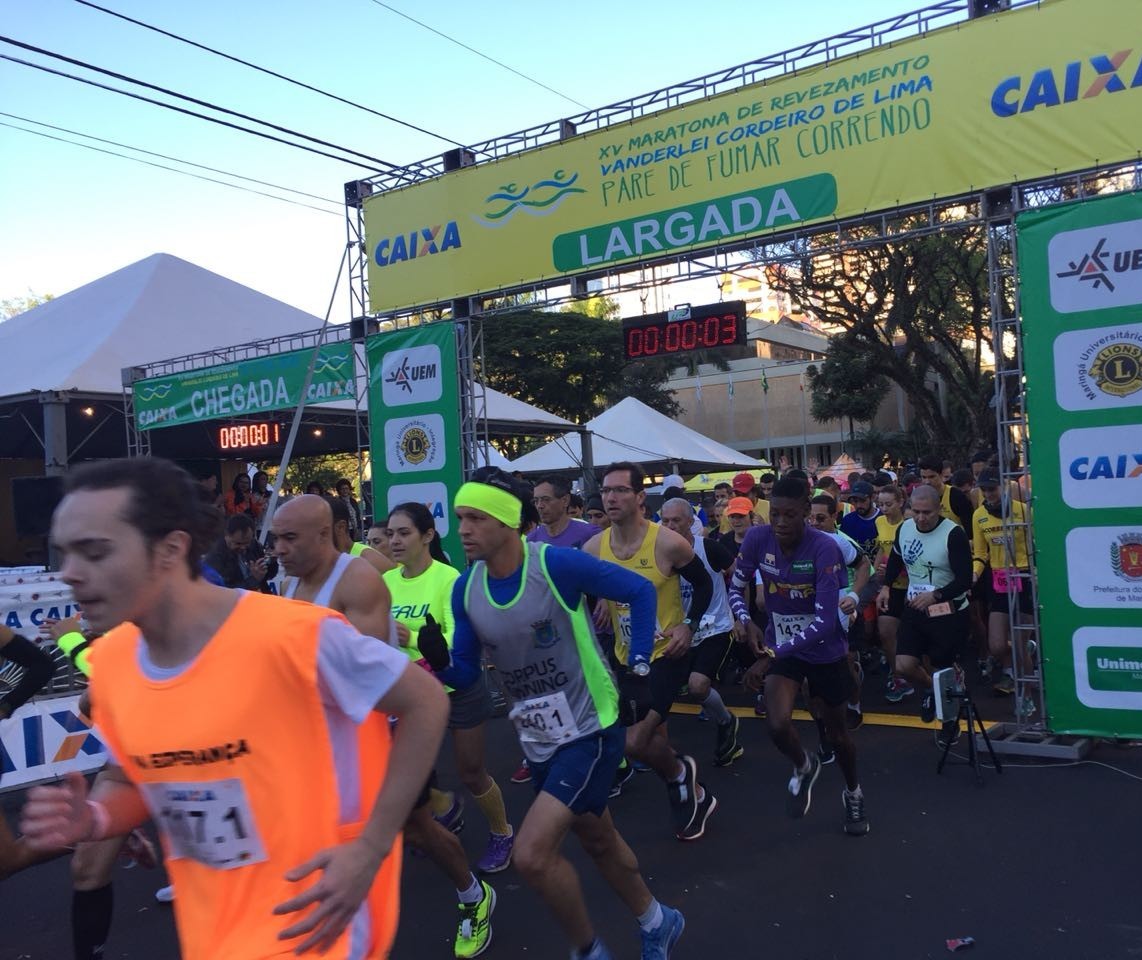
[528,723,626,816]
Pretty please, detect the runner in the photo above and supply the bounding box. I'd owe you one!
[22,458,448,960]
[917,456,975,530]
[873,485,915,703]
[418,468,685,960]
[529,477,599,549]
[657,497,742,767]
[877,484,974,747]
[383,501,516,874]
[584,462,718,842]
[329,498,396,575]
[730,477,870,836]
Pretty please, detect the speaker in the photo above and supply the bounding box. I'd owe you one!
[12,476,64,539]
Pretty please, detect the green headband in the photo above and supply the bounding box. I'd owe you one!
[454,482,522,528]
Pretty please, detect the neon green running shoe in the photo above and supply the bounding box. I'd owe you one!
[454,880,495,958]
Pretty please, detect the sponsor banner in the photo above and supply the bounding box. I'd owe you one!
[0,694,107,792]
[1,569,79,633]
[366,324,463,563]
[1065,527,1142,608]
[1058,424,1142,510]
[1019,189,1142,738]
[1054,323,1142,411]
[362,0,1142,312]
[135,342,355,431]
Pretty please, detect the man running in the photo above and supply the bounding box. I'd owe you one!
[22,459,448,960]
[730,477,870,836]
[657,497,742,767]
[584,462,717,843]
[419,468,685,960]
[918,456,975,530]
[529,477,599,549]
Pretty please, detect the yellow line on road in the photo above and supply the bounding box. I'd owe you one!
[670,701,938,730]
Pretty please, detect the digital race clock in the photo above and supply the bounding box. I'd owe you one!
[622,301,748,361]
[213,421,284,453]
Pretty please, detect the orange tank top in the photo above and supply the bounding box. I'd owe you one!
[90,592,401,960]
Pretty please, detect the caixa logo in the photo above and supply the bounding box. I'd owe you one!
[374,222,461,267]
[0,707,105,775]
[1069,453,1142,480]
[991,49,1142,117]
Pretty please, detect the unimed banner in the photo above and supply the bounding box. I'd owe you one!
[1019,190,1142,738]
[366,323,464,564]
[363,0,1142,312]
[135,342,355,430]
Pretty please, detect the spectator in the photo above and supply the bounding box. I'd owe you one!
[223,473,263,519]
[334,477,363,540]
[305,479,326,496]
[202,513,276,592]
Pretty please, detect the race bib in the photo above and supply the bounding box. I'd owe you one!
[907,582,936,602]
[992,568,1023,594]
[692,613,718,643]
[143,779,266,870]
[509,691,580,745]
[772,613,814,647]
[613,603,633,650]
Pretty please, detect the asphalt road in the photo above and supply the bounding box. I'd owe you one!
[3,676,1141,960]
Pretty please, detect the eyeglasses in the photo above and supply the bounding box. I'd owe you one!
[533,496,557,505]
[599,485,635,495]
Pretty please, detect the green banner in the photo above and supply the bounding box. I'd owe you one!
[134,342,355,430]
[1018,190,1142,738]
[366,323,463,565]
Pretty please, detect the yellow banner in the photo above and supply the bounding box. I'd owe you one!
[363,0,1142,313]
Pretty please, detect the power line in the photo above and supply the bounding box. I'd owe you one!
[0,36,401,172]
[0,111,341,206]
[0,120,341,215]
[0,49,389,172]
[364,0,589,110]
[71,0,470,150]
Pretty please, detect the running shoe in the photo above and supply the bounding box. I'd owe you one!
[816,741,835,766]
[884,677,914,703]
[121,829,158,870]
[509,759,531,784]
[845,706,864,731]
[920,692,936,724]
[842,789,870,836]
[977,658,992,683]
[937,720,961,748]
[713,715,743,767]
[434,795,466,835]
[753,692,767,718]
[154,885,174,903]
[640,904,685,960]
[666,755,700,836]
[696,707,710,722]
[579,940,614,960]
[676,787,717,841]
[454,880,495,958]
[609,760,636,799]
[787,752,821,818]
[993,674,1016,696]
[475,831,514,874]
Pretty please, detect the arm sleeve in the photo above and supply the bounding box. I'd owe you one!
[703,538,735,572]
[317,616,409,724]
[543,547,657,667]
[951,487,975,531]
[435,572,483,690]
[971,510,988,573]
[676,554,713,624]
[939,526,975,601]
[729,531,760,623]
[884,524,905,586]
[776,540,844,659]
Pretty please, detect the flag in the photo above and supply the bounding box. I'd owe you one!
[760,367,769,394]
[727,372,735,399]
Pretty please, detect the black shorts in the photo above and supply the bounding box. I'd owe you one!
[448,677,492,730]
[767,655,855,707]
[882,587,907,619]
[687,631,733,681]
[989,584,1033,617]
[897,607,969,669]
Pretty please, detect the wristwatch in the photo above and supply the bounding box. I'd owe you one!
[632,661,651,677]
[761,645,777,659]
[681,618,693,627]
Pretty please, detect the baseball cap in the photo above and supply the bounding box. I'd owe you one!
[661,473,684,490]
[978,469,1001,488]
[726,496,754,516]
[732,472,756,494]
[850,480,874,498]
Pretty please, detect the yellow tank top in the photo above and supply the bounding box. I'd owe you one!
[875,514,909,589]
[940,484,963,527]
[600,522,686,663]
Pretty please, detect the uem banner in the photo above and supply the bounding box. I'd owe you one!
[134,342,355,430]
[362,0,1142,313]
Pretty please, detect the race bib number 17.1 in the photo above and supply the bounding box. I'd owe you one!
[142,779,267,870]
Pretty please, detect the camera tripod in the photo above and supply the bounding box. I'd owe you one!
[936,685,1003,784]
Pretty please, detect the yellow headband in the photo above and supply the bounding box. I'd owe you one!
[454,482,522,528]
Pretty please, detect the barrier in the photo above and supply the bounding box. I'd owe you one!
[0,693,107,792]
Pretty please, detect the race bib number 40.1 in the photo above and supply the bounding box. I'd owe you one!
[142,779,267,870]
[509,691,581,745]
[772,613,814,647]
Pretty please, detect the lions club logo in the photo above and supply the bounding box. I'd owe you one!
[392,418,439,469]
[1089,342,1142,399]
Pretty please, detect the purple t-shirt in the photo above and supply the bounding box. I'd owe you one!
[526,519,601,550]
[729,525,847,664]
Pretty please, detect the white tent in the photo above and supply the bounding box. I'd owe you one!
[508,396,764,474]
[0,253,325,397]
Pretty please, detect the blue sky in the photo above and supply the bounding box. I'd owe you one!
[2,0,914,318]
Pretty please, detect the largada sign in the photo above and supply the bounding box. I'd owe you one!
[362,0,1142,313]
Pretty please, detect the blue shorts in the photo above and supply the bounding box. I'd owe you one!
[529,724,625,817]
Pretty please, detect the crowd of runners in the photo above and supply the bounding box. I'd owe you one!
[0,450,1035,960]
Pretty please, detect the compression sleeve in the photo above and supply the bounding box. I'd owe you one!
[950,487,975,530]
[939,525,975,601]
[884,525,905,586]
[729,528,763,622]
[436,571,484,690]
[543,547,657,667]
[676,554,712,625]
[703,537,735,573]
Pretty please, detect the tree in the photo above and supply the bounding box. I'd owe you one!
[1,292,54,319]
[804,333,891,441]
[765,226,999,461]
[478,308,678,455]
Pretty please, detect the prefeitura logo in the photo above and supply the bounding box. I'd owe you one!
[1112,534,1142,582]
[1048,218,1142,313]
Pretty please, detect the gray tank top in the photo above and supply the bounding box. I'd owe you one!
[464,542,617,763]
